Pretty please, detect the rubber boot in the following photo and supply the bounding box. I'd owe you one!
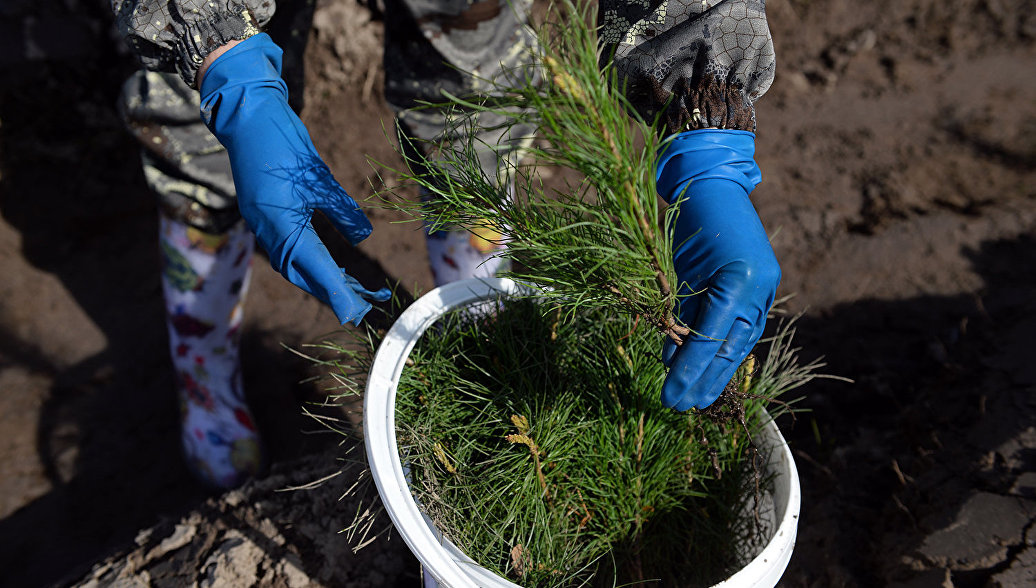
[159,213,264,488]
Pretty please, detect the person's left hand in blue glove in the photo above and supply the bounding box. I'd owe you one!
[198,34,390,326]
[655,129,781,411]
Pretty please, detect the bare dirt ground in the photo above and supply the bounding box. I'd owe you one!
[0,0,1033,586]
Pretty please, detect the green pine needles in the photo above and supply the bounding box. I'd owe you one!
[395,296,786,586]
[386,0,688,343]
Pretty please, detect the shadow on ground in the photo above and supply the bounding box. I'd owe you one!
[780,233,1036,586]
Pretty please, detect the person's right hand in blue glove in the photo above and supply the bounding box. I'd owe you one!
[655,129,780,411]
[198,34,390,326]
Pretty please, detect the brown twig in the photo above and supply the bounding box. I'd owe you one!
[507,414,550,499]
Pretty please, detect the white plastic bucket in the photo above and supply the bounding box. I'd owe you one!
[364,278,801,588]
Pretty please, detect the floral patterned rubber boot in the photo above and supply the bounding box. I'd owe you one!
[159,214,264,489]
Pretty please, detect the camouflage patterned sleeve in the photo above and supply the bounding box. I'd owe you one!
[110,0,275,88]
[600,0,775,134]
[384,0,537,111]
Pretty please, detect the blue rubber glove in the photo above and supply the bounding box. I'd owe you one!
[199,34,390,325]
[655,129,780,410]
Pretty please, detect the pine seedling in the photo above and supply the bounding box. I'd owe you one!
[387,295,809,586]
[383,0,689,343]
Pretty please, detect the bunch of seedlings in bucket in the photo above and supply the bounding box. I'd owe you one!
[385,295,818,586]
[313,0,834,584]
[313,291,823,585]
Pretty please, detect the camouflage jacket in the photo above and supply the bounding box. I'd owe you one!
[111,0,774,133]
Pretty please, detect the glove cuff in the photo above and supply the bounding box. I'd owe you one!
[199,33,288,130]
[655,129,762,205]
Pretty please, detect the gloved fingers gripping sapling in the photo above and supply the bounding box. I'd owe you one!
[199,33,389,325]
[655,130,780,410]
